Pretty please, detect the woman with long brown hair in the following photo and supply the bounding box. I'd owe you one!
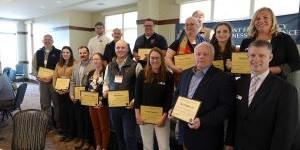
[53,46,75,142]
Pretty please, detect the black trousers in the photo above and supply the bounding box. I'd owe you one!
[74,102,93,141]
[57,93,75,137]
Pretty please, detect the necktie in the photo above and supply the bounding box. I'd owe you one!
[248,76,260,106]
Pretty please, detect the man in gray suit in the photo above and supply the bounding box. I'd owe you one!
[69,46,94,149]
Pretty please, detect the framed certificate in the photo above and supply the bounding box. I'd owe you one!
[174,54,195,70]
[37,67,54,78]
[213,60,224,71]
[140,105,163,124]
[138,48,151,60]
[171,96,201,123]
[231,52,250,74]
[74,86,85,100]
[80,91,99,106]
[108,90,129,107]
[55,78,70,90]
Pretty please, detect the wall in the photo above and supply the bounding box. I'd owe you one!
[32,10,94,59]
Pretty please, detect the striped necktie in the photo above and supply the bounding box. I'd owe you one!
[248,76,260,106]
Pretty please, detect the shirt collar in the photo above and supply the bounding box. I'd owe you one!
[192,65,211,75]
[251,69,270,80]
[80,60,90,66]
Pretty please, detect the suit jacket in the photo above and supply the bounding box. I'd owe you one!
[227,73,298,150]
[174,66,235,150]
[69,60,94,98]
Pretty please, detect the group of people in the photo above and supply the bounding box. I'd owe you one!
[30,7,299,150]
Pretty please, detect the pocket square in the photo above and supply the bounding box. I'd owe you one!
[236,95,242,100]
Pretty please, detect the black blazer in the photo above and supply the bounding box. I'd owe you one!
[227,73,298,150]
[174,66,235,150]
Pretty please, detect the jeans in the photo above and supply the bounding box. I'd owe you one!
[110,108,137,150]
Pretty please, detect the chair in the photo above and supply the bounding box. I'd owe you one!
[0,83,27,121]
[11,109,48,150]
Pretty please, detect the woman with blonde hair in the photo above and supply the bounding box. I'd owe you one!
[240,7,300,79]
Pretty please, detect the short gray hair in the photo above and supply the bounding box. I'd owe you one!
[194,42,215,59]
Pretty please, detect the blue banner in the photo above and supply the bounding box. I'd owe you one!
[175,13,300,44]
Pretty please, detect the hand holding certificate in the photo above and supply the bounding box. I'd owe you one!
[55,78,70,90]
[108,90,129,107]
[37,67,54,78]
[174,54,195,70]
[80,91,99,106]
[138,48,151,60]
[74,86,85,100]
[231,52,250,74]
[171,96,201,123]
[140,105,163,124]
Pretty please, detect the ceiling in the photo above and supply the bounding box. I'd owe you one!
[0,0,137,20]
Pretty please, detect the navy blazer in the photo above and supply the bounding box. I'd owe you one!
[174,66,235,150]
[227,73,298,150]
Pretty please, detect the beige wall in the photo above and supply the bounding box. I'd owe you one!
[29,0,187,61]
[137,0,180,44]
[32,10,95,59]
[92,4,137,25]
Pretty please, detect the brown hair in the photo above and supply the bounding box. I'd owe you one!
[94,21,104,28]
[144,47,167,83]
[210,22,236,58]
[58,46,74,67]
[78,45,90,53]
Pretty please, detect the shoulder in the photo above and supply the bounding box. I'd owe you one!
[181,68,193,77]
[273,32,293,41]
[88,69,96,76]
[136,35,144,41]
[155,33,166,39]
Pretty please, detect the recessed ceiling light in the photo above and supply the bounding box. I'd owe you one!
[56,0,62,4]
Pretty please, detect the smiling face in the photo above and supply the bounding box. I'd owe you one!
[62,48,71,61]
[149,51,162,72]
[42,34,53,49]
[79,47,89,61]
[185,17,199,35]
[254,10,273,34]
[92,54,104,69]
[215,24,231,43]
[144,20,154,36]
[248,45,273,75]
[115,40,128,59]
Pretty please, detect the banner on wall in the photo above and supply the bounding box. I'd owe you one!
[175,13,300,44]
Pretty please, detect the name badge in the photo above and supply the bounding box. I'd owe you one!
[114,75,123,83]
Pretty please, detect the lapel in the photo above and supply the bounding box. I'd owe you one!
[238,75,251,118]
[182,69,194,96]
[248,73,273,112]
[192,66,215,99]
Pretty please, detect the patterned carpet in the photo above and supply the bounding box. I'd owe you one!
[0,82,84,150]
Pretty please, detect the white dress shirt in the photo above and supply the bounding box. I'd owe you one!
[88,34,111,55]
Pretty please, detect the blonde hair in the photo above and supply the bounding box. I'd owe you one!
[247,7,280,38]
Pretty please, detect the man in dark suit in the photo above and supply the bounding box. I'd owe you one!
[170,42,235,150]
[225,40,298,150]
